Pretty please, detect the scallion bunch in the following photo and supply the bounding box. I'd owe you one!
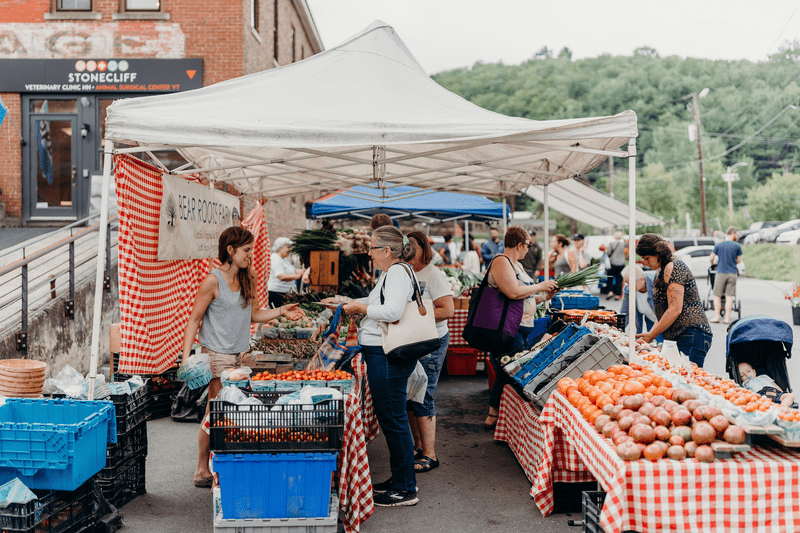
[555,263,602,289]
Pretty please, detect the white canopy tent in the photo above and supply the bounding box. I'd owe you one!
[90,21,641,396]
[525,178,662,230]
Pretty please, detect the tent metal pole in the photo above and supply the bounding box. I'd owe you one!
[464,220,469,271]
[88,139,114,401]
[502,197,508,235]
[543,184,549,309]
[627,139,637,344]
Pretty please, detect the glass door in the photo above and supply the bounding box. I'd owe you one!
[28,112,78,219]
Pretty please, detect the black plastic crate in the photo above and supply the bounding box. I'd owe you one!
[148,389,176,420]
[582,491,606,533]
[109,379,150,434]
[106,420,148,467]
[95,455,146,509]
[551,481,598,514]
[209,390,344,454]
[0,480,92,533]
[115,371,181,420]
[114,370,180,395]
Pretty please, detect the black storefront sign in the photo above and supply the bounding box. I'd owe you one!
[0,58,203,93]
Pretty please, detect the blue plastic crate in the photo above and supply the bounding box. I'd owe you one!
[551,291,599,310]
[525,316,552,348]
[0,398,116,491]
[213,452,337,519]
[512,324,592,387]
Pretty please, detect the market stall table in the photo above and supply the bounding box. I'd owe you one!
[525,387,800,533]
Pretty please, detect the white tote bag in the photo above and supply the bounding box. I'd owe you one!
[379,263,441,364]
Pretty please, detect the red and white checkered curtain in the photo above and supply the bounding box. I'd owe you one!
[241,202,270,334]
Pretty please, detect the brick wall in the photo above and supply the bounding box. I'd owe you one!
[242,0,320,75]
[0,93,22,224]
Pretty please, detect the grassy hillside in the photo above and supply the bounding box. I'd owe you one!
[742,244,800,282]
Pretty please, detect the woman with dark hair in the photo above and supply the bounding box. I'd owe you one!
[181,226,303,488]
[405,231,455,474]
[483,226,558,429]
[549,234,578,278]
[635,233,712,366]
[331,225,422,506]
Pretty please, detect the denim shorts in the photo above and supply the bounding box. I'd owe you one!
[673,327,712,368]
[408,333,450,418]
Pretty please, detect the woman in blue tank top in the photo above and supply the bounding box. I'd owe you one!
[181,226,303,488]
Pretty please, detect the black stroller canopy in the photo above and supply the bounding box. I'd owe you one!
[726,315,793,357]
[726,315,794,394]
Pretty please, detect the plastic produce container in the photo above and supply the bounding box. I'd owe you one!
[0,479,93,533]
[445,347,479,376]
[213,453,337,519]
[213,488,339,533]
[526,336,626,408]
[512,324,591,387]
[581,491,607,533]
[0,398,117,491]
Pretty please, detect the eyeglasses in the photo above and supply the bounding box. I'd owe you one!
[522,242,531,248]
[369,246,387,250]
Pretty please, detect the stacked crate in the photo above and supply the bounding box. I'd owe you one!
[113,370,181,420]
[0,480,95,533]
[209,389,344,532]
[95,381,149,508]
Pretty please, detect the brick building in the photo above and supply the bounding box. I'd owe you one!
[0,0,322,238]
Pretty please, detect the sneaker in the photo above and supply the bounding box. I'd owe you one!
[372,479,418,494]
[373,489,418,507]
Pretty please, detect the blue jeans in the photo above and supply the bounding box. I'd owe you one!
[361,344,417,492]
[674,327,713,368]
[407,333,450,417]
[489,325,533,410]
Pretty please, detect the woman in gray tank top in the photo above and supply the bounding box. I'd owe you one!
[181,226,304,488]
[549,234,577,279]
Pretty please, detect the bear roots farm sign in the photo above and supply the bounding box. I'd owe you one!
[158,174,240,261]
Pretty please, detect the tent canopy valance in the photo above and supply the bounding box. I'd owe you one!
[105,20,637,201]
[525,179,662,230]
[307,183,511,223]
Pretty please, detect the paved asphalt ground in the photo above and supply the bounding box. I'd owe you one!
[116,275,799,533]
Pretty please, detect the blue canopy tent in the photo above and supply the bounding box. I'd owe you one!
[306,184,511,224]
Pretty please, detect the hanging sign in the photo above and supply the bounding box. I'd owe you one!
[158,174,240,261]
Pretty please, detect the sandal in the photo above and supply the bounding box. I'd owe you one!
[484,414,498,430]
[414,446,423,460]
[414,455,440,473]
[193,476,214,488]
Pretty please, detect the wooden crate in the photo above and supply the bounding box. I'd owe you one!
[309,250,339,287]
[454,297,471,310]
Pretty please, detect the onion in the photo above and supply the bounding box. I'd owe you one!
[709,415,730,435]
[723,426,747,445]
[684,441,698,458]
[613,432,631,446]
[643,442,665,461]
[692,421,717,445]
[602,421,620,438]
[667,445,687,460]
[695,445,715,463]
[616,440,641,461]
[611,405,625,420]
[617,416,635,432]
[602,403,615,416]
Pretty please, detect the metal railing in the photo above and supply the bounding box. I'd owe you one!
[0,213,119,352]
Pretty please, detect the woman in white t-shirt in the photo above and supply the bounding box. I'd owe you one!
[405,231,455,474]
[267,237,309,308]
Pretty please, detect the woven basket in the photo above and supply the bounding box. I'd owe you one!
[0,359,46,397]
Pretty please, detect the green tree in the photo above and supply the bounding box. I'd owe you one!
[746,173,800,221]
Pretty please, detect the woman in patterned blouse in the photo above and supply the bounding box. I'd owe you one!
[634,233,713,367]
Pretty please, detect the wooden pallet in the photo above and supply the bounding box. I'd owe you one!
[710,440,751,458]
[768,432,800,447]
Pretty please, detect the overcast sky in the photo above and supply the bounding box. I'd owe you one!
[306,0,800,74]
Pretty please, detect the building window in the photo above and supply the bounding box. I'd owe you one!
[291,27,295,63]
[124,0,160,11]
[273,0,279,61]
[58,0,91,10]
[251,0,259,31]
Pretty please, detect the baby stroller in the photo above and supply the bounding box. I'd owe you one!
[703,265,741,319]
[726,315,794,405]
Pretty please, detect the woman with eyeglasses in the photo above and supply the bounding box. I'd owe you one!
[482,226,558,429]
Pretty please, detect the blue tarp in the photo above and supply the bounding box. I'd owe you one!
[307,185,510,222]
[726,314,794,357]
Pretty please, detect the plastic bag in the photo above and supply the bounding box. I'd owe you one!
[221,366,252,382]
[218,385,261,406]
[170,383,208,423]
[0,478,37,508]
[406,361,428,404]
[177,353,212,390]
[43,364,86,396]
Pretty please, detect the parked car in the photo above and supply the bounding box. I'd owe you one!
[739,221,780,243]
[673,245,715,278]
[670,236,716,252]
[759,219,800,243]
[776,228,800,245]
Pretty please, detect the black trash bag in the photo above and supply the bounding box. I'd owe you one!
[170,383,208,423]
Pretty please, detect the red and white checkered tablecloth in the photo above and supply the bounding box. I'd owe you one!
[447,309,470,346]
[495,386,594,487]
[534,390,800,533]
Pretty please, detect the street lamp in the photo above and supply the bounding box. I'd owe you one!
[722,162,747,228]
[687,88,710,235]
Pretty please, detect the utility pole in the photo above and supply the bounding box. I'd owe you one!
[691,92,708,236]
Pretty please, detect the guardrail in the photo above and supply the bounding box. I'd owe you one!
[0,213,119,353]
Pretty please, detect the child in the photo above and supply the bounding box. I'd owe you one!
[738,362,795,407]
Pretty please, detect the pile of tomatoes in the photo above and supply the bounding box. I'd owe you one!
[272,370,352,382]
[214,419,327,443]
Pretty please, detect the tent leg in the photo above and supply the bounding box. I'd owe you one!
[88,139,114,400]
[464,220,469,272]
[502,197,508,235]
[543,185,549,309]
[627,139,637,344]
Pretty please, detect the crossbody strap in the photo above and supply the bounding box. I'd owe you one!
[379,262,425,312]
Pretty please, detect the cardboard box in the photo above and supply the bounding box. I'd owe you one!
[454,297,471,310]
[109,323,121,354]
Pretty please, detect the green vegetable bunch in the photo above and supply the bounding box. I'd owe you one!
[555,264,602,289]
